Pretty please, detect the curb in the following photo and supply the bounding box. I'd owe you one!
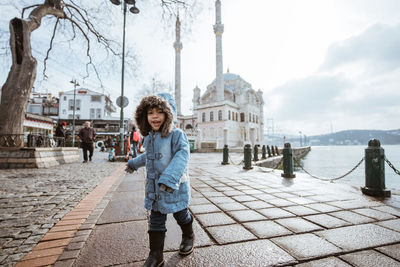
[14,165,126,267]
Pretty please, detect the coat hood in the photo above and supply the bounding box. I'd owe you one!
[135,93,176,137]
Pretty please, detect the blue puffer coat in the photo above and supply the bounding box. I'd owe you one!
[128,93,190,214]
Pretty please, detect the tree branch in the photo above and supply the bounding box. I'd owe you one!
[22,4,41,19]
[43,18,60,79]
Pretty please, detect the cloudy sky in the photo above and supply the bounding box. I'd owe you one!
[1,0,400,136]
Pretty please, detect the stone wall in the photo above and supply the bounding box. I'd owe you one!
[255,146,311,168]
[0,147,80,169]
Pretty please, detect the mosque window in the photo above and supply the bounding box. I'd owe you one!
[218,110,222,121]
[202,112,205,122]
[253,114,255,122]
[249,113,251,122]
[228,110,231,120]
[236,112,238,121]
[256,116,258,123]
[210,111,214,121]
[240,113,245,122]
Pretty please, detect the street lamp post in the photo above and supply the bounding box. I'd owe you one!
[70,79,80,147]
[110,0,139,156]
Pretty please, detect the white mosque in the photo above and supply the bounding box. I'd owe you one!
[176,0,265,149]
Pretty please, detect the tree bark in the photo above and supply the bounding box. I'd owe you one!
[0,2,64,145]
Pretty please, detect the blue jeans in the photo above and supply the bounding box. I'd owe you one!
[149,208,191,232]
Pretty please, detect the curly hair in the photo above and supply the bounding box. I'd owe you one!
[134,95,174,137]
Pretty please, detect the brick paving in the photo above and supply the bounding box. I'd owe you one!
[0,150,124,267]
[2,152,400,266]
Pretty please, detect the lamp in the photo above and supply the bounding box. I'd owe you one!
[110,0,140,156]
[70,79,80,147]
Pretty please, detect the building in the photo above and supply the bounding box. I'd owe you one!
[59,88,116,121]
[190,0,264,149]
[58,88,127,136]
[26,91,59,119]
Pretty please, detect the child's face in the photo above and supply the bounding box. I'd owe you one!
[147,107,165,131]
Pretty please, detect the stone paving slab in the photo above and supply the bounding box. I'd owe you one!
[271,233,342,261]
[206,224,256,244]
[295,256,351,266]
[160,240,297,267]
[376,243,400,261]
[339,250,400,267]
[316,223,400,251]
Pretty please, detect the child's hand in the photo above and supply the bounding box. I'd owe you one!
[159,183,174,193]
[125,164,135,173]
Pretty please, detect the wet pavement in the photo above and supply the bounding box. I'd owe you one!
[2,152,400,266]
[0,150,124,267]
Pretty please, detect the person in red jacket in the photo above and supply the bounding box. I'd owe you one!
[78,121,97,163]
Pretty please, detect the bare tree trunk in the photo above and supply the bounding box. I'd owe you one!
[0,18,37,140]
[0,2,64,146]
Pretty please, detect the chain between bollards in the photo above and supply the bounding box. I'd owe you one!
[293,156,365,182]
[385,156,400,176]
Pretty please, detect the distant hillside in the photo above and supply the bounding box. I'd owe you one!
[307,129,400,146]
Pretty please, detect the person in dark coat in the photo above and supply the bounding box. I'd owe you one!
[78,121,97,163]
[55,121,67,147]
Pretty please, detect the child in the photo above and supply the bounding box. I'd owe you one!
[126,93,194,267]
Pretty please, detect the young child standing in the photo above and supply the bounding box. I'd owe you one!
[127,93,194,267]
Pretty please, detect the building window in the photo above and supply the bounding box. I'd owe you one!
[228,110,231,120]
[256,115,258,123]
[96,108,101,119]
[249,113,252,122]
[210,111,214,122]
[218,110,222,121]
[90,108,95,119]
[63,96,67,101]
[91,95,101,102]
[76,99,81,111]
[202,112,205,122]
[253,114,255,123]
[68,99,74,110]
[62,109,66,115]
[236,112,238,121]
[240,113,245,122]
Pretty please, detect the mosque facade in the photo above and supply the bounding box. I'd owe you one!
[176,0,264,149]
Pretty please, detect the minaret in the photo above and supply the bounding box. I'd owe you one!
[174,13,183,115]
[214,0,224,101]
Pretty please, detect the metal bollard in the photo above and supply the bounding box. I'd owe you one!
[361,139,390,197]
[267,145,272,157]
[275,146,280,156]
[261,145,267,159]
[253,145,259,162]
[243,144,253,170]
[271,146,276,156]
[281,143,296,178]
[221,144,230,165]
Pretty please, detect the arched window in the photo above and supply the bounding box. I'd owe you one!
[210,111,214,122]
[256,116,258,123]
[228,110,231,120]
[185,124,193,129]
[249,113,252,122]
[202,112,205,122]
[218,110,222,121]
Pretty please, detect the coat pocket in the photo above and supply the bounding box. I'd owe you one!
[161,189,179,203]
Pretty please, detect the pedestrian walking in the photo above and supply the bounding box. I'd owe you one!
[78,121,97,163]
[55,121,67,147]
[130,125,140,158]
[126,93,193,267]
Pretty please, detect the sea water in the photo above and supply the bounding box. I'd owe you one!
[298,145,400,191]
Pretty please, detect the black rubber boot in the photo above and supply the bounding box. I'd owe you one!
[179,215,195,256]
[143,231,165,267]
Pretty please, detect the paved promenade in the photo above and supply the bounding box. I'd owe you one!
[2,152,400,266]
